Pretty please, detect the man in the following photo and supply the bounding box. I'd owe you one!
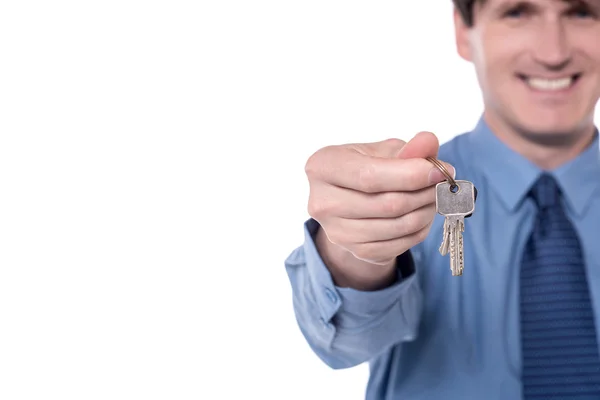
[284,0,600,398]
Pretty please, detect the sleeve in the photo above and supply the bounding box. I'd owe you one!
[284,218,424,369]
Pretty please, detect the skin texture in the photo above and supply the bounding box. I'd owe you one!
[306,0,600,290]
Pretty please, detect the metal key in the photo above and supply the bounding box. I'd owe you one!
[436,180,476,276]
[439,217,451,256]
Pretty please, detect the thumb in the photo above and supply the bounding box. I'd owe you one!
[352,138,407,158]
[397,131,440,160]
[398,131,456,179]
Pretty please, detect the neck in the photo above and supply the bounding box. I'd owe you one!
[482,110,597,170]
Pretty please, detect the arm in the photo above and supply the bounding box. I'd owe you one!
[284,218,423,369]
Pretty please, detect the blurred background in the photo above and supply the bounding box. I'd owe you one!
[0,1,487,399]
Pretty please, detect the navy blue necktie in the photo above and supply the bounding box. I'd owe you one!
[520,173,600,399]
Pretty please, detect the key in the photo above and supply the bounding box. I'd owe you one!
[440,215,461,275]
[448,215,465,275]
[439,217,450,256]
[435,180,476,276]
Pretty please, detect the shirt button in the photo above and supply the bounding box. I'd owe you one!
[325,288,338,303]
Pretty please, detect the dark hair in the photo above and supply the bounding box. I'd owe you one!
[452,0,479,27]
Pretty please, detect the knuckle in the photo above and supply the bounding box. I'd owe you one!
[307,197,329,219]
[381,193,406,217]
[383,138,406,155]
[396,212,420,237]
[400,161,429,191]
[304,147,329,179]
[357,163,378,192]
[406,167,423,191]
[304,153,319,179]
[306,201,318,218]
[385,138,405,147]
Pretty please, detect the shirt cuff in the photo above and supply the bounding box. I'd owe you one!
[336,250,416,317]
[303,218,417,322]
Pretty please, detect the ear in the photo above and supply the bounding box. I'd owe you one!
[453,7,472,62]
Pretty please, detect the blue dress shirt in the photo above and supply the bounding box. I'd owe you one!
[284,117,600,399]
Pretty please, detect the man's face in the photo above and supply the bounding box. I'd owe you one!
[455,0,600,140]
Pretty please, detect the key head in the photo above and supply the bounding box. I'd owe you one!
[435,180,475,216]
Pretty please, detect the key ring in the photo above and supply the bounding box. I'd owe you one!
[426,156,458,190]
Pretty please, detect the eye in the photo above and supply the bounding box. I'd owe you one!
[566,1,598,19]
[503,4,530,19]
[505,9,522,18]
[568,7,595,19]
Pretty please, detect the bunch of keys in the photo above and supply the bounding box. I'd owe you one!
[426,157,477,276]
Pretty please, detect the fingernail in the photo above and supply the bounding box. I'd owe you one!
[428,164,456,184]
[429,167,446,184]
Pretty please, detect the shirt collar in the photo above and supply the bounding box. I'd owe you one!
[468,116,600,217]
[554,130,600,216]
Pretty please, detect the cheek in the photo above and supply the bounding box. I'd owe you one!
[575,35,600,98]
[474,36,521,91]
[586,42,600,85]
[574,27,600,59]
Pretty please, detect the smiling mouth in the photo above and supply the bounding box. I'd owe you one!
[518,73,582,91]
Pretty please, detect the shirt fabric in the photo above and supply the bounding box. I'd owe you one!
[284,116,600,399]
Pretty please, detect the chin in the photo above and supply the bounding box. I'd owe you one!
[510,116,587,147]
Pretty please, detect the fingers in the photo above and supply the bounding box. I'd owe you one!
[345,220,435,266]
[304,132,450,268]
[308,183,436,219]
[326,203,436,244]
[306,147,455,193]
[353,138,407,158]
[308,181,437,265]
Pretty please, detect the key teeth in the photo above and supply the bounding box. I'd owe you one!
[439,244,448,256]
[439,215,466,276]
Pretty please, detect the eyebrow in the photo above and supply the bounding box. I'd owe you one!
[561,0,599,7]
[493,1,538,13]
[562,0,600,12]
[493,0,599,12]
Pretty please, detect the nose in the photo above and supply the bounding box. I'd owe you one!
[532,19,572,70]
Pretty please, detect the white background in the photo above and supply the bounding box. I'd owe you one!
[0,1,486,399]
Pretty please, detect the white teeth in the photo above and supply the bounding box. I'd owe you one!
[526,77,573,91]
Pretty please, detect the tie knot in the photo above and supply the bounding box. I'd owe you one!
[529,173,561,210]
